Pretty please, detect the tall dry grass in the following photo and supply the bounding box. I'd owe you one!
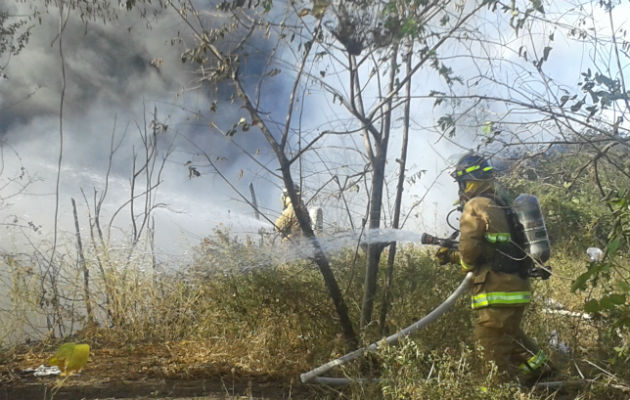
[1,226,628,399]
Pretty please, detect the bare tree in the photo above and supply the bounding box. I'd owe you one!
[379,42,413,333]
[169,0,362,344]
[75,108,175,327]
[168,0,501,340]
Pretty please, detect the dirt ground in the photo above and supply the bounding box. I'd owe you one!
[0,344,316,400]
[3,344,624,400]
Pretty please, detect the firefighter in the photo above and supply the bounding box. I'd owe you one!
[275,185,309,240]
[436,152,551,384]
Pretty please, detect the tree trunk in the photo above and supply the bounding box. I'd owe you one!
[282,172,358,347]
[360,143,388,329]
[360,46,397,329]
[379,44,413,333]
[230,26,358,346]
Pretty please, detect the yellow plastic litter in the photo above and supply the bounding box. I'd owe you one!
[48,343,90,376]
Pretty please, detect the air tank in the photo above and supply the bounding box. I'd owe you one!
[309,207,324,234]
[512,194,551,263]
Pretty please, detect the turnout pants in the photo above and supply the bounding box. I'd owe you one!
[474,306,548,381]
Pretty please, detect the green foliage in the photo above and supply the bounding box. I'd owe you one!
[500,148,630,366]
[570,191,630,362]
[499,151,620,250]
[578,68,626,115]
[437,115,456,137]
[380,0,426,41]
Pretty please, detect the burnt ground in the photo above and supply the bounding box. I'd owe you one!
[0,344,320,400]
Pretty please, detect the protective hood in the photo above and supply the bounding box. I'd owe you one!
[459,181,495,204]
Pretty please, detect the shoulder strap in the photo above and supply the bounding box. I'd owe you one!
[477,194,521,241]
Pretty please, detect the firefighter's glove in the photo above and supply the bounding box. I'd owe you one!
[529,266,552,280]
[435,247,458,265]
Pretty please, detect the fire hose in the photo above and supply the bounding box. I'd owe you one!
[300,271,474,384]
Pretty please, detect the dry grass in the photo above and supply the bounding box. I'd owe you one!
[1,231,628,399]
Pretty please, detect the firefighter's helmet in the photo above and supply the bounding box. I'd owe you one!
[452,152,494,183]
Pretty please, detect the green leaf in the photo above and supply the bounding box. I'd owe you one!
[570,99,584,112]
[482,121,493,135]
[437,115,454,131]
[571,272,590,292]
[614,280,630,293]
[383,2,397,15]
[584,299,600,313]
[598,293,626,311]
[312,0,329,18]
[607,238,620,255]
[428,90,446,97]
[594,72,617,89]
[531,0,544,13]
[267,68,281,77]
[585,105,598,118]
